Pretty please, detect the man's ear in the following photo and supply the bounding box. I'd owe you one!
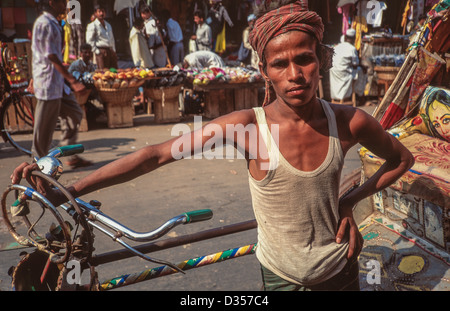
[259,61,269,81]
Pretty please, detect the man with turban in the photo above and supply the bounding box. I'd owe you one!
[12,0,414,291]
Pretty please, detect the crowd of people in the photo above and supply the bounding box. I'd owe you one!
[72,1,241,72]
[24,0,257,168]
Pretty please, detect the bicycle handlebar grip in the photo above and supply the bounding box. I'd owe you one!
[184,209,213,224]
[58,144,85,157]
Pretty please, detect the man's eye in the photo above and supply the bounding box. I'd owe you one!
[296,56,315,65]
[271,60,287,68]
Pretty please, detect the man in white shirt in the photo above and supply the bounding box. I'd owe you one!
[140,6,167,68]
[161,10,184,66]
[329,29,366,102]
[31,0,91,168]
[191,10,212,51]
[183,50,225,69]
[129,17,155,69]
[86,5,117,69]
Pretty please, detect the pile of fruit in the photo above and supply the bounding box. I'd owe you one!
[144,69,187,88]
[92,68,155,89]
[186,66,263,86]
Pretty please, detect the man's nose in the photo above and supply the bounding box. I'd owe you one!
[287,63,304,82]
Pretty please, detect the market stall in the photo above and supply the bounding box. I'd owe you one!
[185,66,264,119]
[361,35,410,98]
[92,68,148,128]
[351,0,450,290]
[144,69,187,123]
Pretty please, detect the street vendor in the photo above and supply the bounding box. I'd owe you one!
[68,43,96,77]
[12,0,414,291]
[183,50,225,70]
[329,28,367,104]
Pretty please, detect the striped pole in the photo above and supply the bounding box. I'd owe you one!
[99,243,257,291]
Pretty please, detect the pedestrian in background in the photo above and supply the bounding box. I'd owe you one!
[237,13,259,69]
[86,4,117,69]
[129,17,155,69]
[191,10,212,51]
[31,0,92,168]
[160,10,184,66]
[207,0,233,54]
[140,6,167,68]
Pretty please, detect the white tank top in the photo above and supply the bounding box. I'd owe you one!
[249,100,349,286]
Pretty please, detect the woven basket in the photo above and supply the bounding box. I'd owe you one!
[74,89,92,105]
[98,87,139,105]
[144,85,182,101]
[374,66,400,81]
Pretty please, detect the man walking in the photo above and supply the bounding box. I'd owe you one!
[31,0,92,168]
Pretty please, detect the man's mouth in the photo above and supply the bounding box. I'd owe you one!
[286,85,310,95]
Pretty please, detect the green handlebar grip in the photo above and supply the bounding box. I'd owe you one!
[58,144,85,157]
[184,209,213,224]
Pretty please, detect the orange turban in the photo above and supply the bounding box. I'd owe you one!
[248,1,324,62]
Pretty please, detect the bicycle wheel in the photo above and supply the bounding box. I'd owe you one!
[0,92,60,156]
[0,92,34,155]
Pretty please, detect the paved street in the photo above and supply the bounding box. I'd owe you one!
[0,106,373,291]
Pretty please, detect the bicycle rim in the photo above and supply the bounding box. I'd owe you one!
[1,93,60,156]
[1,93,34,155]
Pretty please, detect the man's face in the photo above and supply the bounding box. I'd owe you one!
[141,10,151,20]
[261,31,320,107]
[95,8,106,21]
[81,49,92,63]
[50,0,67,16]
[194,16,203,25]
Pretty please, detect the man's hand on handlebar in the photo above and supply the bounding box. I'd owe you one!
[10,162,65,206]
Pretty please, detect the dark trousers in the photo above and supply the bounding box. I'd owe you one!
[32,92,83,158]
[261,261,360,291]
[95,47,118,69]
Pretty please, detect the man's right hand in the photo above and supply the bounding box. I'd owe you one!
[10,162,64,206]
[11,162,38,186]
[71,80,87,94]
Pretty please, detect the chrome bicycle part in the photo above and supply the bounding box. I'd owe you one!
[1,184,73,264]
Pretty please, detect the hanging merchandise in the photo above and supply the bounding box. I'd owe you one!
[215,23,226,54]
[371,1,387,28]
[402,0,413,32]
[407,47,445,108]
[374,0,449,129]
[337,3,355,35]
[352,16,368,51]
[426,0,441,6]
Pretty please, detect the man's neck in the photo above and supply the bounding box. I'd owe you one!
[97,18,105,26]
[269,97,322,124]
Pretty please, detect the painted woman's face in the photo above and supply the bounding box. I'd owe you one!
[430,100,450,141]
